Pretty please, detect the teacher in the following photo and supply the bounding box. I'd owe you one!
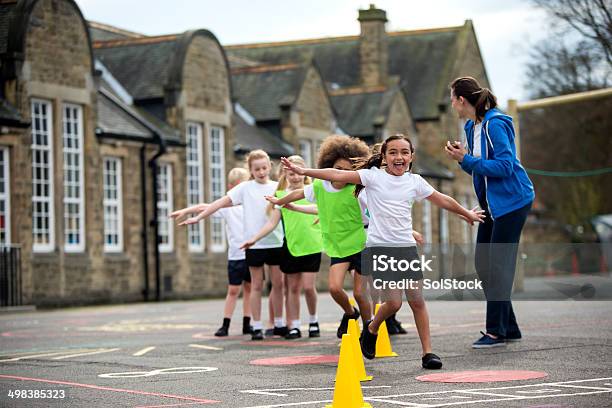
[445,76,535,349]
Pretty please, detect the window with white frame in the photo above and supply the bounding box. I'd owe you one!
[299,139,312,167]
[103,157,123,252]
[422,199,432,252]
[209,126,226,252]
[0,147,10,245]
[62,104,85,252]
[157,163,173,252]
[186,122,205,252]
[31,99,55,252]
[440,207,449,253]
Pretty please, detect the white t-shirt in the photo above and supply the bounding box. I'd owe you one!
[214,206,245,261]
[473,122,482,158]
[356,167,435,246]
[227,180,284,249]
[304,180,369,225]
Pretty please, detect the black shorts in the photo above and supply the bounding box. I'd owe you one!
[227,259,251,285]
[330,251,367,275]
[280,241,321,274]
[245,247,284,267]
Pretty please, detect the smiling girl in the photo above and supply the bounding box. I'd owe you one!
[280,134,485,369]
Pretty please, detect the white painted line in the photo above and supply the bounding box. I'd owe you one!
[243,401,331,408]
[365,398,432,407]
[241,385,391,396]
[457,390,524,398]
[188,344,223,351]
[424,390,612,407]
[536,384,612,391]
[133,346,156,356]
[420,396,472,401]
[0,352,69,362]
[52,348,120,360]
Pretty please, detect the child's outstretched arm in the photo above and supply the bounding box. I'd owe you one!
[170,203,209,223]
[280,157,361,184]
[426,191,485,225]
[265,188,305,207]
[179,196,232,225]
[284,203,318,215]
[240,210,281,250]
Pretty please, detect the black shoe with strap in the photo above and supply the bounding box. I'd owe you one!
[214,326,229,337]
[422,353,443,369]
[285,328,302,339]
[251,329,264,341]
[308,322,320,338]
[273,326,289,337]
[337,307,360,339]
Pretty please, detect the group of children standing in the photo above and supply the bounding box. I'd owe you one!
[171,133,484,369]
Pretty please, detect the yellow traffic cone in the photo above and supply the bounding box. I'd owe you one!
[326,334,371,408]
[349,298,361,336]
[348,319,373,382]
[374,303,398,358]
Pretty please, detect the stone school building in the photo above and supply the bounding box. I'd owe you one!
[0,0,489,306]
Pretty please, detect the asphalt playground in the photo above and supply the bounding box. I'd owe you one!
[0,292,611,407]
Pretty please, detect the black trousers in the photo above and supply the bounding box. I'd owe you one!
[475,202,531,338]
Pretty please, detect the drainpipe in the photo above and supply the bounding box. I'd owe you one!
[140,145,150,301]
[149,133,167,302]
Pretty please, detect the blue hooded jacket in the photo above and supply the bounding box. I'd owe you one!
[460,108,535,219]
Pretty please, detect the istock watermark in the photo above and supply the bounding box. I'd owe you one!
[372,278,483,291]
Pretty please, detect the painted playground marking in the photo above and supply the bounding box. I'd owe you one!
[416,370,548,383]
[0,348,120,362]
[240,377,612,407]
[98,367,218,379]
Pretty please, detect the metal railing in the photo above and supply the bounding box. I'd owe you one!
[0,245,22,307]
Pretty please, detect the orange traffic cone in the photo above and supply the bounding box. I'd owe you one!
[348,319,373,382]
[374,303,398,358]
[325,334,371,408]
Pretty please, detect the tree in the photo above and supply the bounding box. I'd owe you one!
[526,0,612,98]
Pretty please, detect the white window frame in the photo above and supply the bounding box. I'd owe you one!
[422,199,432,253]
[31,99,55,252]
[62,103,85,252]
[103,157,123,253]
[208,125,226,253]
[157,163,174,253]
[299,139,313,167]
[186,122,205,252]
[0,147,10,245]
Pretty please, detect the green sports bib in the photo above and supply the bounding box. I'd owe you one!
[276,190,322,256]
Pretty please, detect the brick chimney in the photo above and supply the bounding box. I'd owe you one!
[358,4,388,87]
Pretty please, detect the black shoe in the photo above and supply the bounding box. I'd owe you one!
[273,326,289,337]
[393,317,408,334]
[214,326,229,337]
[360,321,377,360]
[337,307,360,339]
[386,317,400,335]
[242,325,253,335]
[251,329,264,340]
[422,353,443,369]
[285,328,302,339]
[308,322,321,338]
[264,328,274,337]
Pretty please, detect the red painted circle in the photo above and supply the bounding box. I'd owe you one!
[250,355,339,366]
[417,370,548,383]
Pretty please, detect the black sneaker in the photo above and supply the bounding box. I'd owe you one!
[308,322,320,338]
[285,328,302,339]
[273,326,289,337]
[251,329,264,340]
[214,326,229,337]
[386,316,400,335]
[242,325,253,335]
[422,353,443,369]
[337,308,360,339]
[393,317,408,335]
[360,321,377,360]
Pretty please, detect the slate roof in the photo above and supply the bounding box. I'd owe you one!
[0,2,16,55]
[226,26,465,120]
[94,36,178,100]
[234,114,293,157]
[329,86,397,137]
[413,153,454,180]
[231,64,307,122]
[88,21,144,42]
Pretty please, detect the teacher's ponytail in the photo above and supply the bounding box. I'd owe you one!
[450,77,497,122]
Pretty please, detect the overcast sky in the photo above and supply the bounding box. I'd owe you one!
[76,0,550,105]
